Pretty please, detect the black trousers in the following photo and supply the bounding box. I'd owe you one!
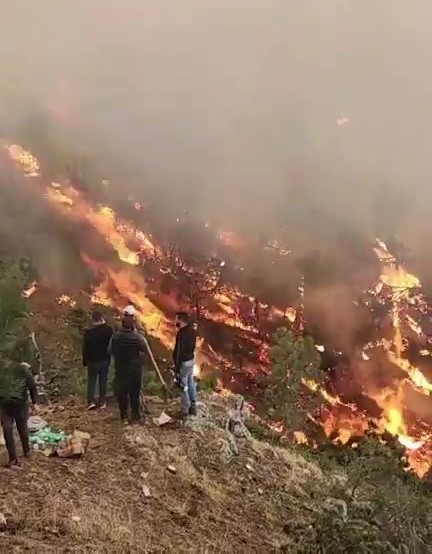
[1,404,30,461]
[87,360,110,404]
[115,370,141,421]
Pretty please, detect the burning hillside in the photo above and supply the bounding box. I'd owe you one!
[2,143,432,478]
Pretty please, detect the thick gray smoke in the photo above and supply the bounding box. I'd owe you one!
[1,1,432,283]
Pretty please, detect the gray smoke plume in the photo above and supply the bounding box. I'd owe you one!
[1,1,432,290]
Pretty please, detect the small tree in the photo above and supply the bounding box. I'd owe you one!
[267,328,323,431]
[179,255,224,321]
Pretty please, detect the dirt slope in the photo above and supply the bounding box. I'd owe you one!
[0,394,321,553]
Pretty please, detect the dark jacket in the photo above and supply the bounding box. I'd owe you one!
[1,363,37,412]
[109,326,147,375]
[173,324,196,371]
[82,323,113,366]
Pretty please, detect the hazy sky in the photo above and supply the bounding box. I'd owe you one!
[2,1,432,265]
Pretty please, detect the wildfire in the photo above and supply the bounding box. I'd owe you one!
[23,281,38,298]
[5,144,432,478]
[57,294,77,308]
[7,145,40,177]
[367,240,432,474]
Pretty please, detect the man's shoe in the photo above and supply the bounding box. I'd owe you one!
[4,458,20,469]
[99,403,107,410]
[87,403,97,411]
[189,406,197,416]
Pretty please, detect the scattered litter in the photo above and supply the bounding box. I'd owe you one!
[28,416,48,433]
[71,515,81,523]
[167,465,177,474]
[245,463,255,472]
[153,411,172,427]
[29,427,67,451]
[56,430,91,458]
[140,471,149,480]
[30,426,90,458]
[141,484,151,498]
[258,488,263,495]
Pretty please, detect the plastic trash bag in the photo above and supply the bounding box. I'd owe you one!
[28,415,48,433]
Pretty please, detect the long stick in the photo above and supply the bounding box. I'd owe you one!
[29,331,49,403]
[142,335,168,390]
[135,322,168,389]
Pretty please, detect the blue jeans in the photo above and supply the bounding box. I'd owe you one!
[179,360,197,415]
[87,360,110,405]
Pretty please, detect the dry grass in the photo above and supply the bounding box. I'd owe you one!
[0,397,324,552]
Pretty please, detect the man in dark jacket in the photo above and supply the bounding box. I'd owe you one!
[0,362,37,468]
[82,310,113,410]
[173,312,197,417]
[109,305,147,423]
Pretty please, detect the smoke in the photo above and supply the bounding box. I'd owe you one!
[1,2,432,289]
[0,154,88,288]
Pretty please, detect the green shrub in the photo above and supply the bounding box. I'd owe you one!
[142,372,164,396]
[0,260,31,401]
[266,328,323,431]
[197,373,218,392]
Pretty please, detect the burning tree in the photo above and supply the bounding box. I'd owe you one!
[267,328,323,432]
[177,255,224,321]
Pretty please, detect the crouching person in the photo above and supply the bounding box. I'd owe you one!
[0,362,37,468]
[109,306,148,424]
[173,312,197,419]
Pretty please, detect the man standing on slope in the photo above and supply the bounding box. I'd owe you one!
[173,312,197,418]
[82,309,113,410]
[0,362,38,468]
[109,305,147,423]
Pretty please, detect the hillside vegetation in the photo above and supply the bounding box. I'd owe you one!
[0,261,431,552]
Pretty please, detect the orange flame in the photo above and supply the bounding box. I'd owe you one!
[6,145,432,477]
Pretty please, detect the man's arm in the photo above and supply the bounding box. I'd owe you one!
[107,333,115,357]
[23,365,37,404]
[82,329,89,366]
[173,333,182,372]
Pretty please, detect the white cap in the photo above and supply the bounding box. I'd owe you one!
[123,305,136,316]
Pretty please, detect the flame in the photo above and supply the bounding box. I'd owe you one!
[23,281,38,298]
[7,145,40,177]
[6,144,432,478]
[368,240,432,467]
[57,294,77,308]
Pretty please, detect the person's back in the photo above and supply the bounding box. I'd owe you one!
[83,322,113,365]
[1,362,37,412]
[82,311,113,410]
[110,306,147,422]
[112,326,145,374]
[0,362,37,467]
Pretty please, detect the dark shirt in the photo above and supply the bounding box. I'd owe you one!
[1,363,37,412]
[109,326,147,375]
[173,324,196,371]
[82,323,113,366]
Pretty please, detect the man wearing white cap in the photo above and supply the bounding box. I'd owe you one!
[109,305,147,423]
